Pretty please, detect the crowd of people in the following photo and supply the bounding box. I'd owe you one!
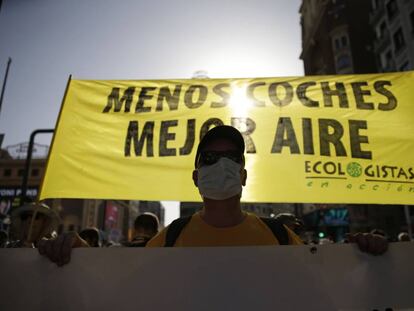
[0,126,411,265]
[0,202,161,249]
[0,202,410,250]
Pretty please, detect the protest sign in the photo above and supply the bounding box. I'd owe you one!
[40,72,414,203]
[0,244,413,310]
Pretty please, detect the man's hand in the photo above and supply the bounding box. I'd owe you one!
[347,233,388,256]
[38,232,89,266]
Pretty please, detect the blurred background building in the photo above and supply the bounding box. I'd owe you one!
[0,142,164,242]
[300,0,414,74]
[300,0,377,75]
[370,0,414,72]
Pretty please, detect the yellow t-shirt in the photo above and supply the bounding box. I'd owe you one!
[146,212,303,247]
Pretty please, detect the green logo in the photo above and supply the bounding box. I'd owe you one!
[347,162,362,177]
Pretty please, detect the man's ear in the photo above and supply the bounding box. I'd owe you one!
[241,169,247,186]
[192,170,198,187]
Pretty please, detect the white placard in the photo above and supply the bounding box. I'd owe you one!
[0,243,413,311]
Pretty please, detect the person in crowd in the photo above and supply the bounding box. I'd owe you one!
[39,126,388,264]
[397,232,410,242]
[147,126,303,247]
[369,228,392,242]
[124,213,159,247]
[9,202,60,248]
[79,227,101,247]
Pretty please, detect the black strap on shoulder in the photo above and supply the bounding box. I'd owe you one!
[164,216,192,247]
[260,217,290,245]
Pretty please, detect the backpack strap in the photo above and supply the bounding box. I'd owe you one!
[164,216,192,247]
[260,217,290,245]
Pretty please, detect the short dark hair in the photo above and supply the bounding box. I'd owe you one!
[79,228,100,246]
[134,213,159,234]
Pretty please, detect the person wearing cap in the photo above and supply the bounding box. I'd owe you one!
[9,202,60,248]
[147,125,303,247]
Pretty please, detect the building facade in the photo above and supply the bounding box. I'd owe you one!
[0,147,104,237]
[0,143,164,242]
[370,0,414,72]
[0,145,48,221]
[300,0,377,75]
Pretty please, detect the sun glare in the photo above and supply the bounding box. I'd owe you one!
[229,83,254,120]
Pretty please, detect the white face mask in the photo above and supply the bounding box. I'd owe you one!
[197,157,243,200]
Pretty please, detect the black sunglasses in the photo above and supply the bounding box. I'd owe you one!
[198,150,243,166]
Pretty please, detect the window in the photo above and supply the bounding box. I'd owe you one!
[341,36,348,47]
[410,11,414,33]
[333,35,349,51]
[378,21,387,39]
[335,38,341,50]
[31,169,39,177]
[386,0,398,21]
[3,169,11,177]
[17,169,25,177]
[393,28,406,52]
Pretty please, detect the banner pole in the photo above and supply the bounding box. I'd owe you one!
[0,57,12,117]
[20,129,54,206]
[37,75,72,202]
[404,205,412,241]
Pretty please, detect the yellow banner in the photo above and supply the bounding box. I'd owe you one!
[40,72,414,204]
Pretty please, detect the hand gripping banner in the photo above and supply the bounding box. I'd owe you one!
[40,71,414,204]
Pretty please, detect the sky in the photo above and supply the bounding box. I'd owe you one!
[0,0,303,147]
[0,0,304,224]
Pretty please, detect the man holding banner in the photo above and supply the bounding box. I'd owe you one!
[38,126,387,265]
[147,125,303,247]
